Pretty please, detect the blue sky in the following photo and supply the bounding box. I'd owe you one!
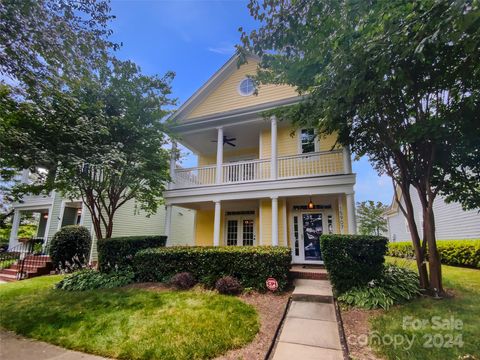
[109,0,393,205]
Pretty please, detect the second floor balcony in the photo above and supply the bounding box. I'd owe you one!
[171,149,348,189]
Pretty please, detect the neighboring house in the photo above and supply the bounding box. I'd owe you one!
[384,187,480,242]
[8,171,195,262]
[163,54,357,264]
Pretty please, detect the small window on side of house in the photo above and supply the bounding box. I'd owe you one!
[300,129,316,153]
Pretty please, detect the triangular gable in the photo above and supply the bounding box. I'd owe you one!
[172,54,299,123]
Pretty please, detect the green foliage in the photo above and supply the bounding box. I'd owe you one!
[356,200,388,236]
[133,246,292,291]
[0,0,116,93]
[49,226,91,271]
[320,235,388,293]
[55,269,134,291]
[339,264,420,310]
[388,240,480,269]
[97,235,166,272]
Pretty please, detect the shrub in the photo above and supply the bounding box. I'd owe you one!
[215,276,243,295]
[49,226,91,271]
[98,235,167,272]
[388,239,480,268]
[133,246,292,291]
[338,264,420,310]
[320,234,388,294]
[169,272,197,290]
[55,268,134,291]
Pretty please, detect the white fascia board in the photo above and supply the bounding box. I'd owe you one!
[164,174,356,205]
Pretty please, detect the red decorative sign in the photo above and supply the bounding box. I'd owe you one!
[266,277,278,291]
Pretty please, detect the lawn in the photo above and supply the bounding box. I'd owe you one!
[0,276,259,360]
[370,257,480,359]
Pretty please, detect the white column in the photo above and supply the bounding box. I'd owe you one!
[9,209,21,249]
[271,196,279,246]
[216,127,224,184]
[164,205,172,245]
[346,193,357,234]
[213,200,221,246]
[169,141,177,189]
[343,145,352,174]
[270,116,278,180]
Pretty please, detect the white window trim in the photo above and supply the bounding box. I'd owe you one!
[237,77,255,97]
[297,128,320,154]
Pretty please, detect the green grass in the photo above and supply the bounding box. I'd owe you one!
[0,276,259,360]
[370,257,480,359]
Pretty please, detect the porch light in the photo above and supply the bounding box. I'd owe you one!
[43,213,48,219]
[307,198,315,209]
[77,208,82,215]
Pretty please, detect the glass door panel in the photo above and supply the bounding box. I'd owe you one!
[226,220,238,246]
[242,219,254,246]
[302,213,323,261]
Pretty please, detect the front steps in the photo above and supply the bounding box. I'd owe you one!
[290,265,328,280]
[0,255,53,282]
[292,278,334,303]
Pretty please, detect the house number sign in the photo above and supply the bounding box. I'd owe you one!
[266,277,278,291]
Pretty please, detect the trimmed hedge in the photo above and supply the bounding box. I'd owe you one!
[98,235,167,272]
[133,246,292,291]
[388,239,480,268]
[320,234,388,294]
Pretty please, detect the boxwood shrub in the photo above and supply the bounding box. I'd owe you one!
[388,239,480,268]
[49,225,91,271]
[98,235,166,272]
[320,234,388,294]
[133,246,292,291]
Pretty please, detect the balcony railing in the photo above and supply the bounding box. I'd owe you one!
[171,149,345,189]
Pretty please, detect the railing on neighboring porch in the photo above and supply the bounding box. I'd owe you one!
[0,238,51,280]
[171,149,345,189]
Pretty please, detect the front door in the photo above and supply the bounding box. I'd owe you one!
[226,217,256,246]
[292,213,324,263]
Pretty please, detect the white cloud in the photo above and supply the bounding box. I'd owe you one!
[207,42,235,55]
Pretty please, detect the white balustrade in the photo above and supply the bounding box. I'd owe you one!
[171,150,345,189]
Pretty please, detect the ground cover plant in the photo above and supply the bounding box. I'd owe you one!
[369,258,480,359]
[0,276,259,360]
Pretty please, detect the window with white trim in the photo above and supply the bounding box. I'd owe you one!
[238,78,255,96]
[300,129,316,153]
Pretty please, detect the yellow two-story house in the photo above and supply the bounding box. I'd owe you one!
[163,54,357,264]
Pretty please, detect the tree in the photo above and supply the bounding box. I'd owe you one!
[1,60,175,240]
[240,0,480,295]
[356,201,388,236]
[0,0,117,93]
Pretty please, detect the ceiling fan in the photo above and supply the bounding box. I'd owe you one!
[212,135,236,147]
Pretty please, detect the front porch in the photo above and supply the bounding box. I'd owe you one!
[165,193,356,265]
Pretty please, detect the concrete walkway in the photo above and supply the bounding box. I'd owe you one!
[271,279,344,360]
[0,331,109,360]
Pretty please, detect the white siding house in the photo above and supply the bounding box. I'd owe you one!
[385,188,480,242]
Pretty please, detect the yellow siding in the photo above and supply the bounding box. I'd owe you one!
[186,61,298,120]
[198,147,259,167]
[195,209,214,246]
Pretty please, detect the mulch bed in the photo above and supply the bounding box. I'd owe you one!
[124,282,292,360]
[341,308,384,360]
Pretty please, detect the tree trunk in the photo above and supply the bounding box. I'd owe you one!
[423,200,444,295]
[402,185,430,290]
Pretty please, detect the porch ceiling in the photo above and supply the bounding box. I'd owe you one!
[178,119,270,155]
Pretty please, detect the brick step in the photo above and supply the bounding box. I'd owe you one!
[0,273,17,282]
[290,265,328,280]
[0,268,18,276]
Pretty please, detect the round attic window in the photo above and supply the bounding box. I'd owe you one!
[238,78,255,96]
